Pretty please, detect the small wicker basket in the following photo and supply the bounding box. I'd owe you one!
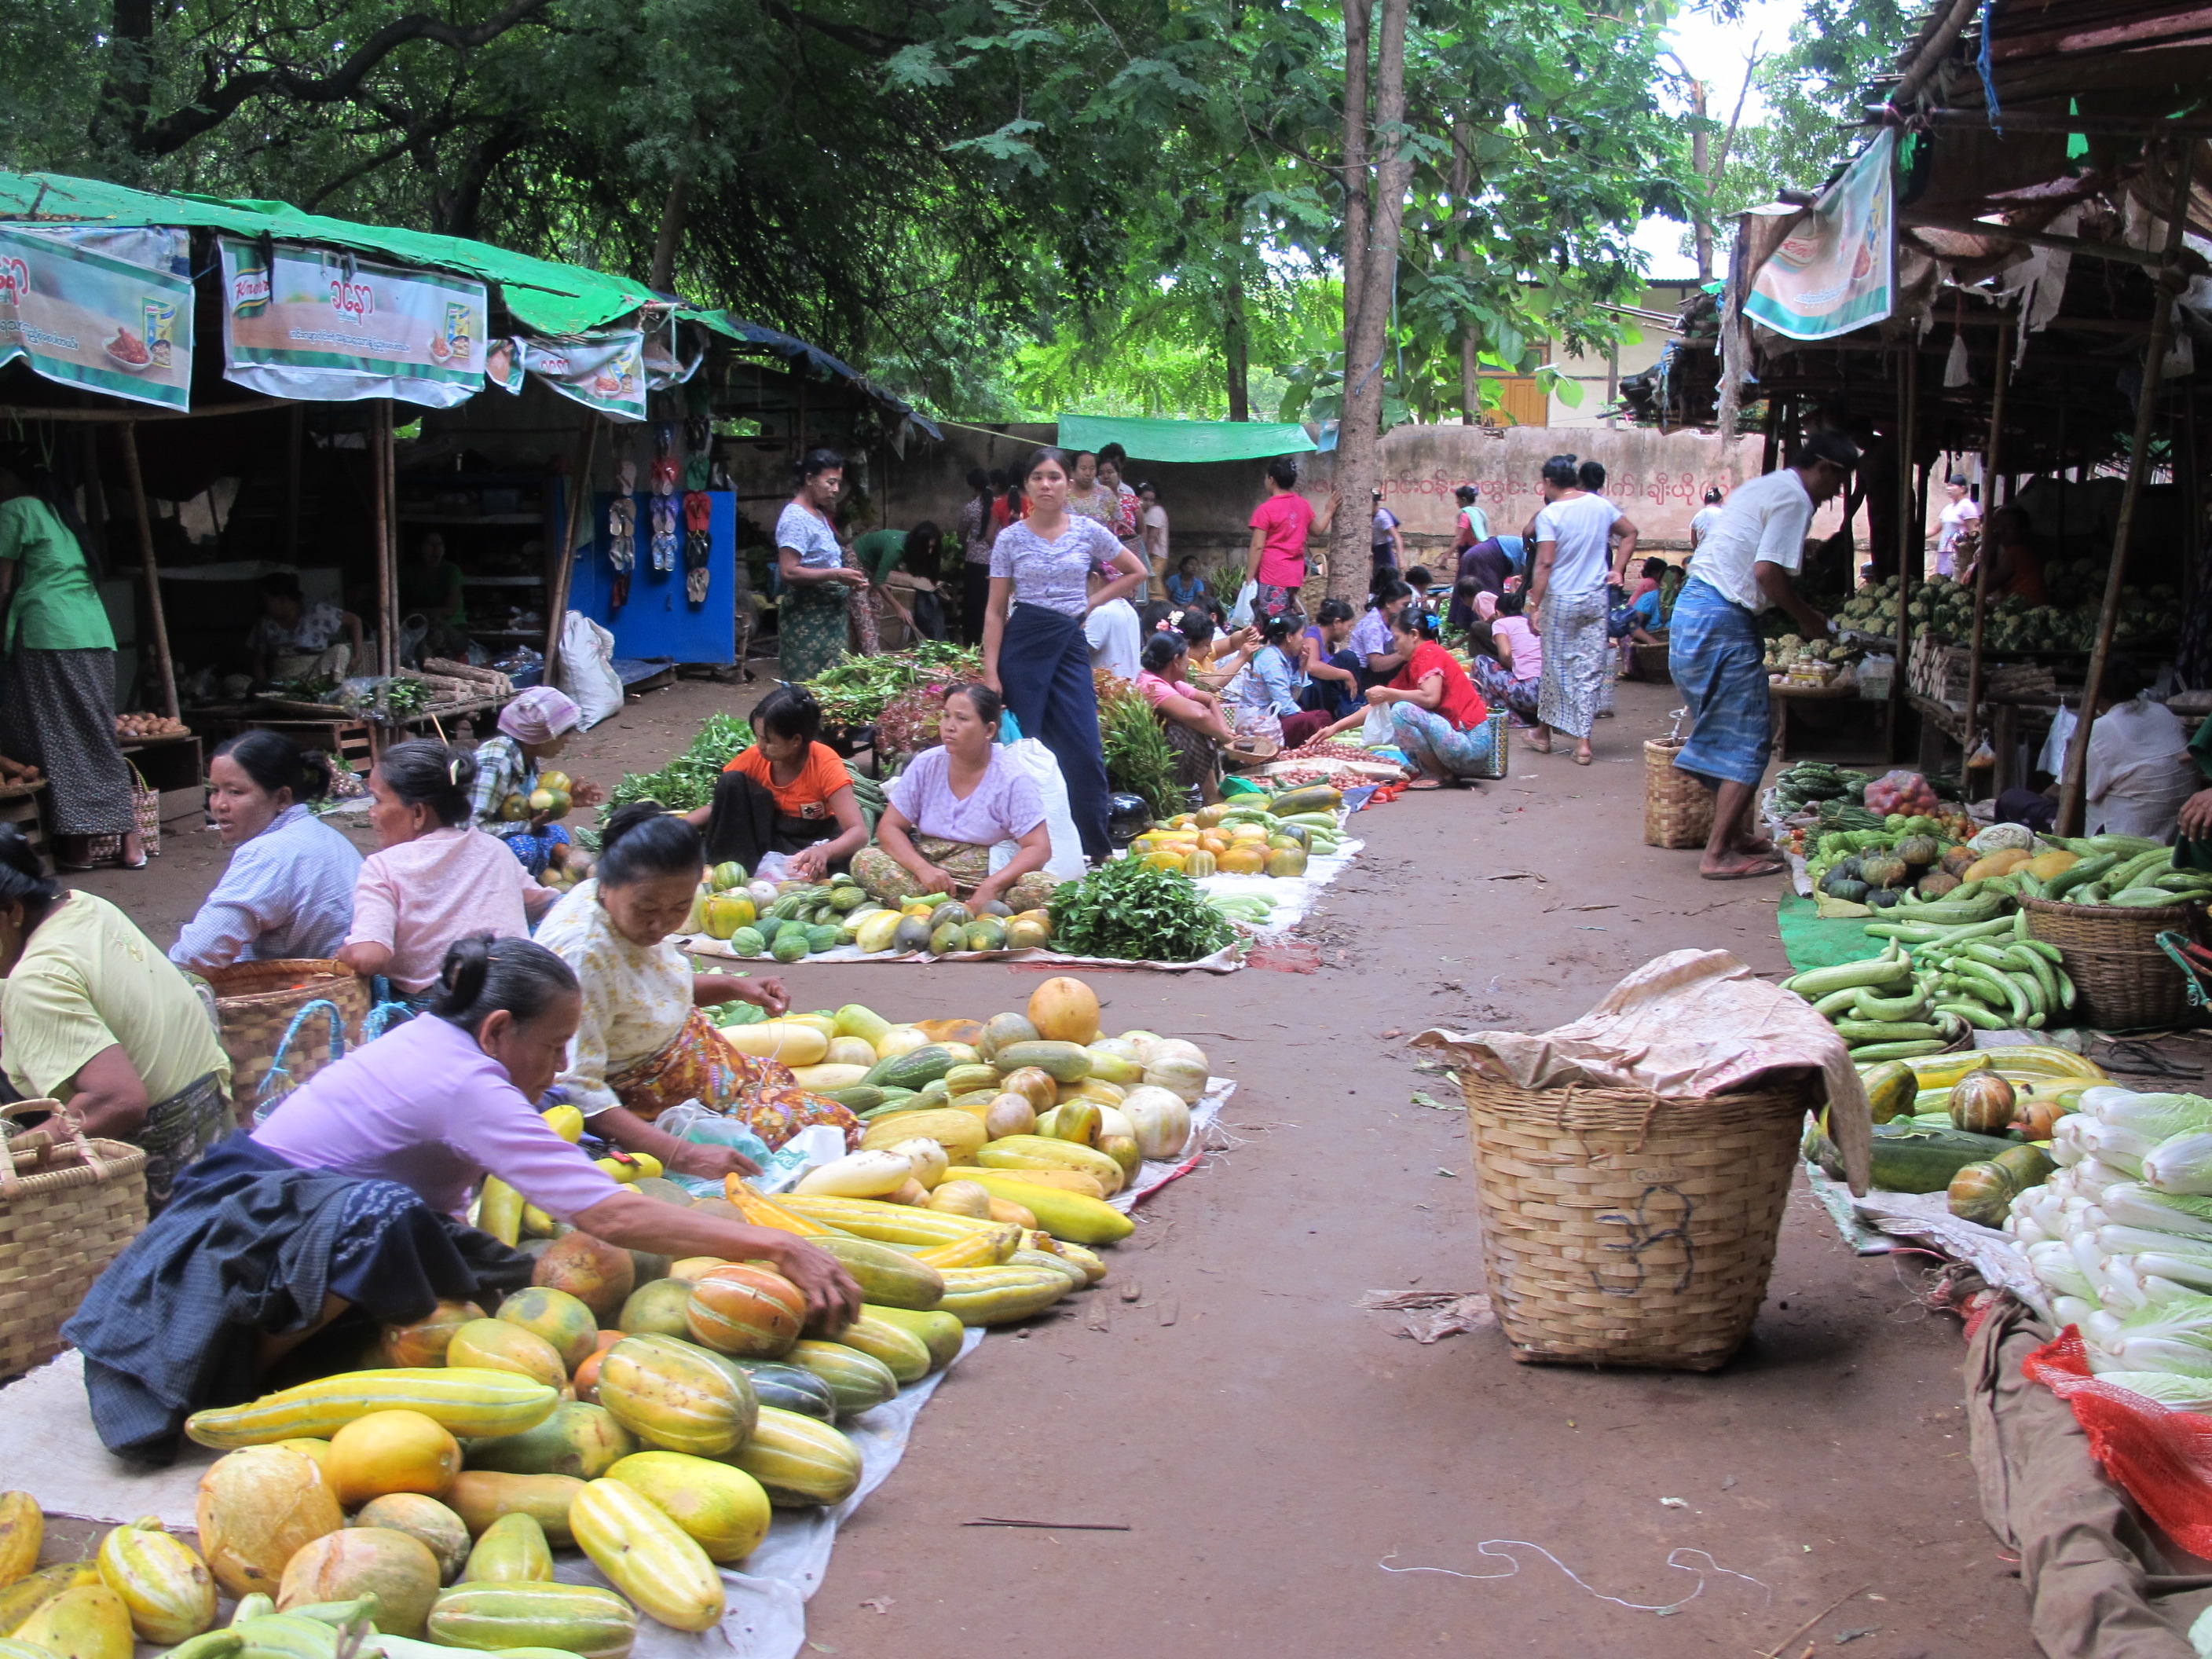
[1643,738,1714,850]
[1458,1065,1811,1370]
[1630,635,1673,683]
[2022,895,2207,1031]
[203,958,369,1113]
[0,1100,148,1378]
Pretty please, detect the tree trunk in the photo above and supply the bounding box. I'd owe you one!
[1339,0,1372,390]
[1224,273,1251,420]
[1688,79,1713,283]
[1452,123,1478,424]
[1329,0,1409,602]
[650,173,694,292]
[91,0,154,152]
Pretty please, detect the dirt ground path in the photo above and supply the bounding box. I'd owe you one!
[88,675,2031,1657]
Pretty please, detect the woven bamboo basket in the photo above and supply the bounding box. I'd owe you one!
[2022,895,2207,1031]
[203,958,368,1112]
[86,760,160,864]
[1467,710,1510,780]
[0,1100,148,1377]
[1458,1066,1811,1370]
[1643,738,1714,850]
[1630,635,1672,683]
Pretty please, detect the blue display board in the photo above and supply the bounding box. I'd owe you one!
[566,489,738,664]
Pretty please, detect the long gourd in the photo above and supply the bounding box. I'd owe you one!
[185,1370,557,1448]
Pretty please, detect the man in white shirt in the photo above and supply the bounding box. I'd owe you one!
[1671,430,1859,879]
[1083,566,1143,681]
[1525,455,1639,764]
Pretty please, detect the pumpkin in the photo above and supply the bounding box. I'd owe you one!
[1862,1060,1918,1126]
[1895,835,1943,868]
[1965,848,2031,882]
[1858,854,1909,889]
[1948,1066,2018,1136]
[1946,1160,2016,1228]
[1917,870,1961,898]
[1864,887,1903,908]
[1991,1141,2056,1189]
[1819,873,1870,903]
[1940,845,1979,877]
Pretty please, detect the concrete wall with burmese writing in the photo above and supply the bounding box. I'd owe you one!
[748,418,1849,559]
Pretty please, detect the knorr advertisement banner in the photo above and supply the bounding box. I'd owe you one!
[0,225,194,409]
[220,238,488,407]
[520,331,646,421]
[1744,130,1895,342]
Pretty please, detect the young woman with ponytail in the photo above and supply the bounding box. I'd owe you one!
[66,931,862,1463]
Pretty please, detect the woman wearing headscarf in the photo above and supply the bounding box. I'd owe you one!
[776,449,870,679]
[983,448,1148,860]
[467,687,606,877]
[0,444,140,870]
[0,826,233,1211]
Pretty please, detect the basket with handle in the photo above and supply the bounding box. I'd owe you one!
[86,759,160,864]
[1630,635,1672,683]
[203,958,369,1114]
[2023,895,2207,1031]
[1643,738,1713,850]
[1456,1064,1814,1370]
[249,997,351,1124]
[0,1100,148,1377]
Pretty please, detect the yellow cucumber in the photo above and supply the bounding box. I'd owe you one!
[947,1171,1135,1244]
[184,1370,557,1449]
[478,1180,525,1247]
[911,1223,1023,1270]
[776,1195,1000,1246]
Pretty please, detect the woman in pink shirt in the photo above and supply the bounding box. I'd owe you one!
[1243,456,1338,621]
[337,740,558,1002]
[1136,630,1234,803]
[64,936,862,1460]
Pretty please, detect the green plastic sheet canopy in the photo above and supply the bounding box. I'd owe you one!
[0,172,654,337]
[1055,413,1316,464]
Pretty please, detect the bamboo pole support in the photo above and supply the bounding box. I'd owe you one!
[372,401,394,679]
[543,416,602,685]
[1889,347,1915,757]
[1961,318,2010,767]
[2059,147,2192,835]
[115,423,180,721]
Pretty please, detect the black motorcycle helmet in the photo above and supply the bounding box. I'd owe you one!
[1107,793,1152,848]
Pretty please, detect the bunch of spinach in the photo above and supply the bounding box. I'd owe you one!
[608,712,753,812]
[1048,855,1233,962]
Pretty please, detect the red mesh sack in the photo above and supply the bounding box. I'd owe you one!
[2024,1324,2212,1558]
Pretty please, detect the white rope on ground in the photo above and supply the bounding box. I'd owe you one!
[1378,1544,1771,1616]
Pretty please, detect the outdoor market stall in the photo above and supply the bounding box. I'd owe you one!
[0,978,1229,1659]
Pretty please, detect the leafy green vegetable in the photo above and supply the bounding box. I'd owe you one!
[1096,676,1182,821]
[1048,856,1233,963]
[804,640,982,729]
[608,712,753,813]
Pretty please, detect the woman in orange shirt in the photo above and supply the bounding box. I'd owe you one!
[687,687,868,877]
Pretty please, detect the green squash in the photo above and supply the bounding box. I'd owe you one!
[771,928,811,963]
[1819,870,1870,903]
[1859,853,1910,888]
[1896,835,1944,868]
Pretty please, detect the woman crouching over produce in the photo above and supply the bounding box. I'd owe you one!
[1364,610,1494,788]
[64,935,862,1462]
[0,826,234,1211]
[851,683,1058,911]
[537,803,863,1162]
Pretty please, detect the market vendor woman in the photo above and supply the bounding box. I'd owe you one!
[687,685,868,877]
[0,827,233,1211]
[537,804,863,1163]
[776,449,870,679]
[0,445,142,871]
[467,687,606,877]
[851,683,1058,911]
[64,935,862,1462]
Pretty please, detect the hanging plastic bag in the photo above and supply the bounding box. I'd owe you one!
[1361,701,1397,746]
[2038,703,2078,778]
[1228,579,1259,628]
[556,610,624,728]
[989,737,1085,881]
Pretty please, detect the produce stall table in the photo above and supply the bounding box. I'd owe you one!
[1770,680,1888,764]
[120,731,206,826]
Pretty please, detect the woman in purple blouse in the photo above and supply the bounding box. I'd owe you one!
[65,935,861,1462]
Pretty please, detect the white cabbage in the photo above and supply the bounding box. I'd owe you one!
[2053,1295,2101,1329]
[2097,1372,2212,1410]
[2146,1133,2212,1197]
[2100,1185,2212,1240]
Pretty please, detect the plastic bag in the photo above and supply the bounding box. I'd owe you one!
[556,610,624,729]
[1228,579,1258,628]
[651,1102,778,1197]
[1865,768,1939,815]
[989,737,1085,882]
[1361,701,1396,746]
[2038,703,2078,778]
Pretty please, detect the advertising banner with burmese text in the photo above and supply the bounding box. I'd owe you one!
[0,225,194,409]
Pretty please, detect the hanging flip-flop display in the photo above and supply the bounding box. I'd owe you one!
[683,490,712,602]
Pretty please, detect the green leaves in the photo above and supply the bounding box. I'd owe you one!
[1046,856,1235,964]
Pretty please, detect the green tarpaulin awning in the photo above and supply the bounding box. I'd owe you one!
[1055,413,1316,464]
[0,173,656,337]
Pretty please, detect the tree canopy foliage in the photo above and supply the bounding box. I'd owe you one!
[2,0,1695,421]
